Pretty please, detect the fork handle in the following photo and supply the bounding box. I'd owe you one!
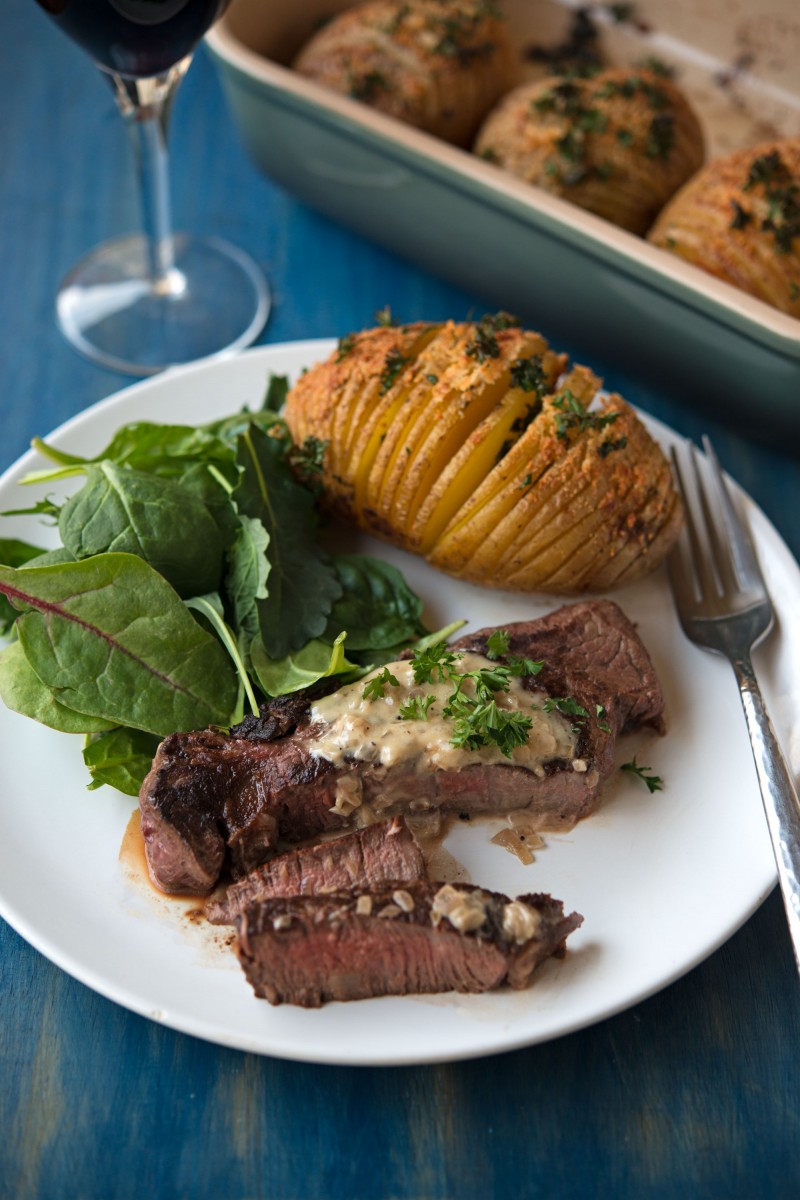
[734,654,800,974]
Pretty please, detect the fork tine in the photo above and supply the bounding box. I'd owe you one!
[701,435,766,592]
[689,442,740,598]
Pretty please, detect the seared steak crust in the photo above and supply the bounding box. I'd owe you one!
[206,816,426,925]
[139,600,664,895]
[236,882,583,1006]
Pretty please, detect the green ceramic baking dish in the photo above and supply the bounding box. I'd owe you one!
[207,0,800,439]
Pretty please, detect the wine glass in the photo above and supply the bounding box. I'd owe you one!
[34,0,270,376]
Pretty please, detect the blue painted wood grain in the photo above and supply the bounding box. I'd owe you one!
[2,2,800,1197]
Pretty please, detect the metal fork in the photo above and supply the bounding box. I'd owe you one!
[669,435,800,975]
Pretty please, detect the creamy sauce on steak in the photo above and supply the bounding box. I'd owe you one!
[309,652,578,774]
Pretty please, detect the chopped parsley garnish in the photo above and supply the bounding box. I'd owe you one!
[531,72,676,184]
[288,435,328,482]
[543,694,607,733]
[429,2,504,63]
[486,629,511,659]
[598,435,628,458]
[730,200,753,230]
[641,81,670,110]
[556,127,587,167]
[364,634,543,758]
[483,310,521,331]
[534,79,583,117]
[551,391,619,440]
[337,334,356,361]
[744,151,789,191]
[362,667,400,701]
[742,151,800,254]
[645,112,675,159]
[375,305,395,326]
[507,654,543,677]
[577,107,609,133]
[621,757,664,793]
[425,373,439,385]
[410,641,461,685]
[762,186,800,254]
[465,312,521,363]
[466,324,500,363]
[398,694,436,721]
[510,354,547,395]
[349,70,390,101]
[446,692,533,757]
[543,696,590,721]
[379,348,410,394]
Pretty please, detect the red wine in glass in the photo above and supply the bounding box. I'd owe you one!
[37,0,230,79]
[34,0,269,374]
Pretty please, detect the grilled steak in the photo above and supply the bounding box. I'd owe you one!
[206,816,426,925]
[236,881,583,1006]
[140,599,664,895]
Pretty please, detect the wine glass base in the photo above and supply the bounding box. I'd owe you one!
[56,233,270,376]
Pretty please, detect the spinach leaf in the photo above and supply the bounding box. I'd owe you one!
[1,539,47,634]
[234,425,341,658]
[251,631,354,696]
[29,423,236,480]
[203,407,286,446]
[27,547,76,567]
[327,555,425,649]
[172,461,241,549]
[184,593,257,722]
[0,538,46,565]
[58,462,226,598]
[224,514,270,639]
[263,374,290,411]
[0,640,116,733]
[83,727,161,796]
[0,554,238,735]
[202,375,289,443]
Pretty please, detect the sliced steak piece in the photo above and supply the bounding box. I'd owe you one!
[140,599,665,895]
[206,816,426,925]
[236,881,583,1007]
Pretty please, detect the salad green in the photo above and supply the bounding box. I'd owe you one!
[0,379,443,796]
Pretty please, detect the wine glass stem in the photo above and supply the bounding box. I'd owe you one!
[109,61,193,292]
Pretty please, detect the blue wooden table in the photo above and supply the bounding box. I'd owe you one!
[2,3,800,1197]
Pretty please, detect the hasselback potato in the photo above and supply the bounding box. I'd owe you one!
[283,318,682,592]
[293,0,515,147]
[648,138,800,317]
[474,68,705,235]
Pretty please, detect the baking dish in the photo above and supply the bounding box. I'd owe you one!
[207,0,800,438]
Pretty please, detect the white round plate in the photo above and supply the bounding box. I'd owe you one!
[0,341,796,1065]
